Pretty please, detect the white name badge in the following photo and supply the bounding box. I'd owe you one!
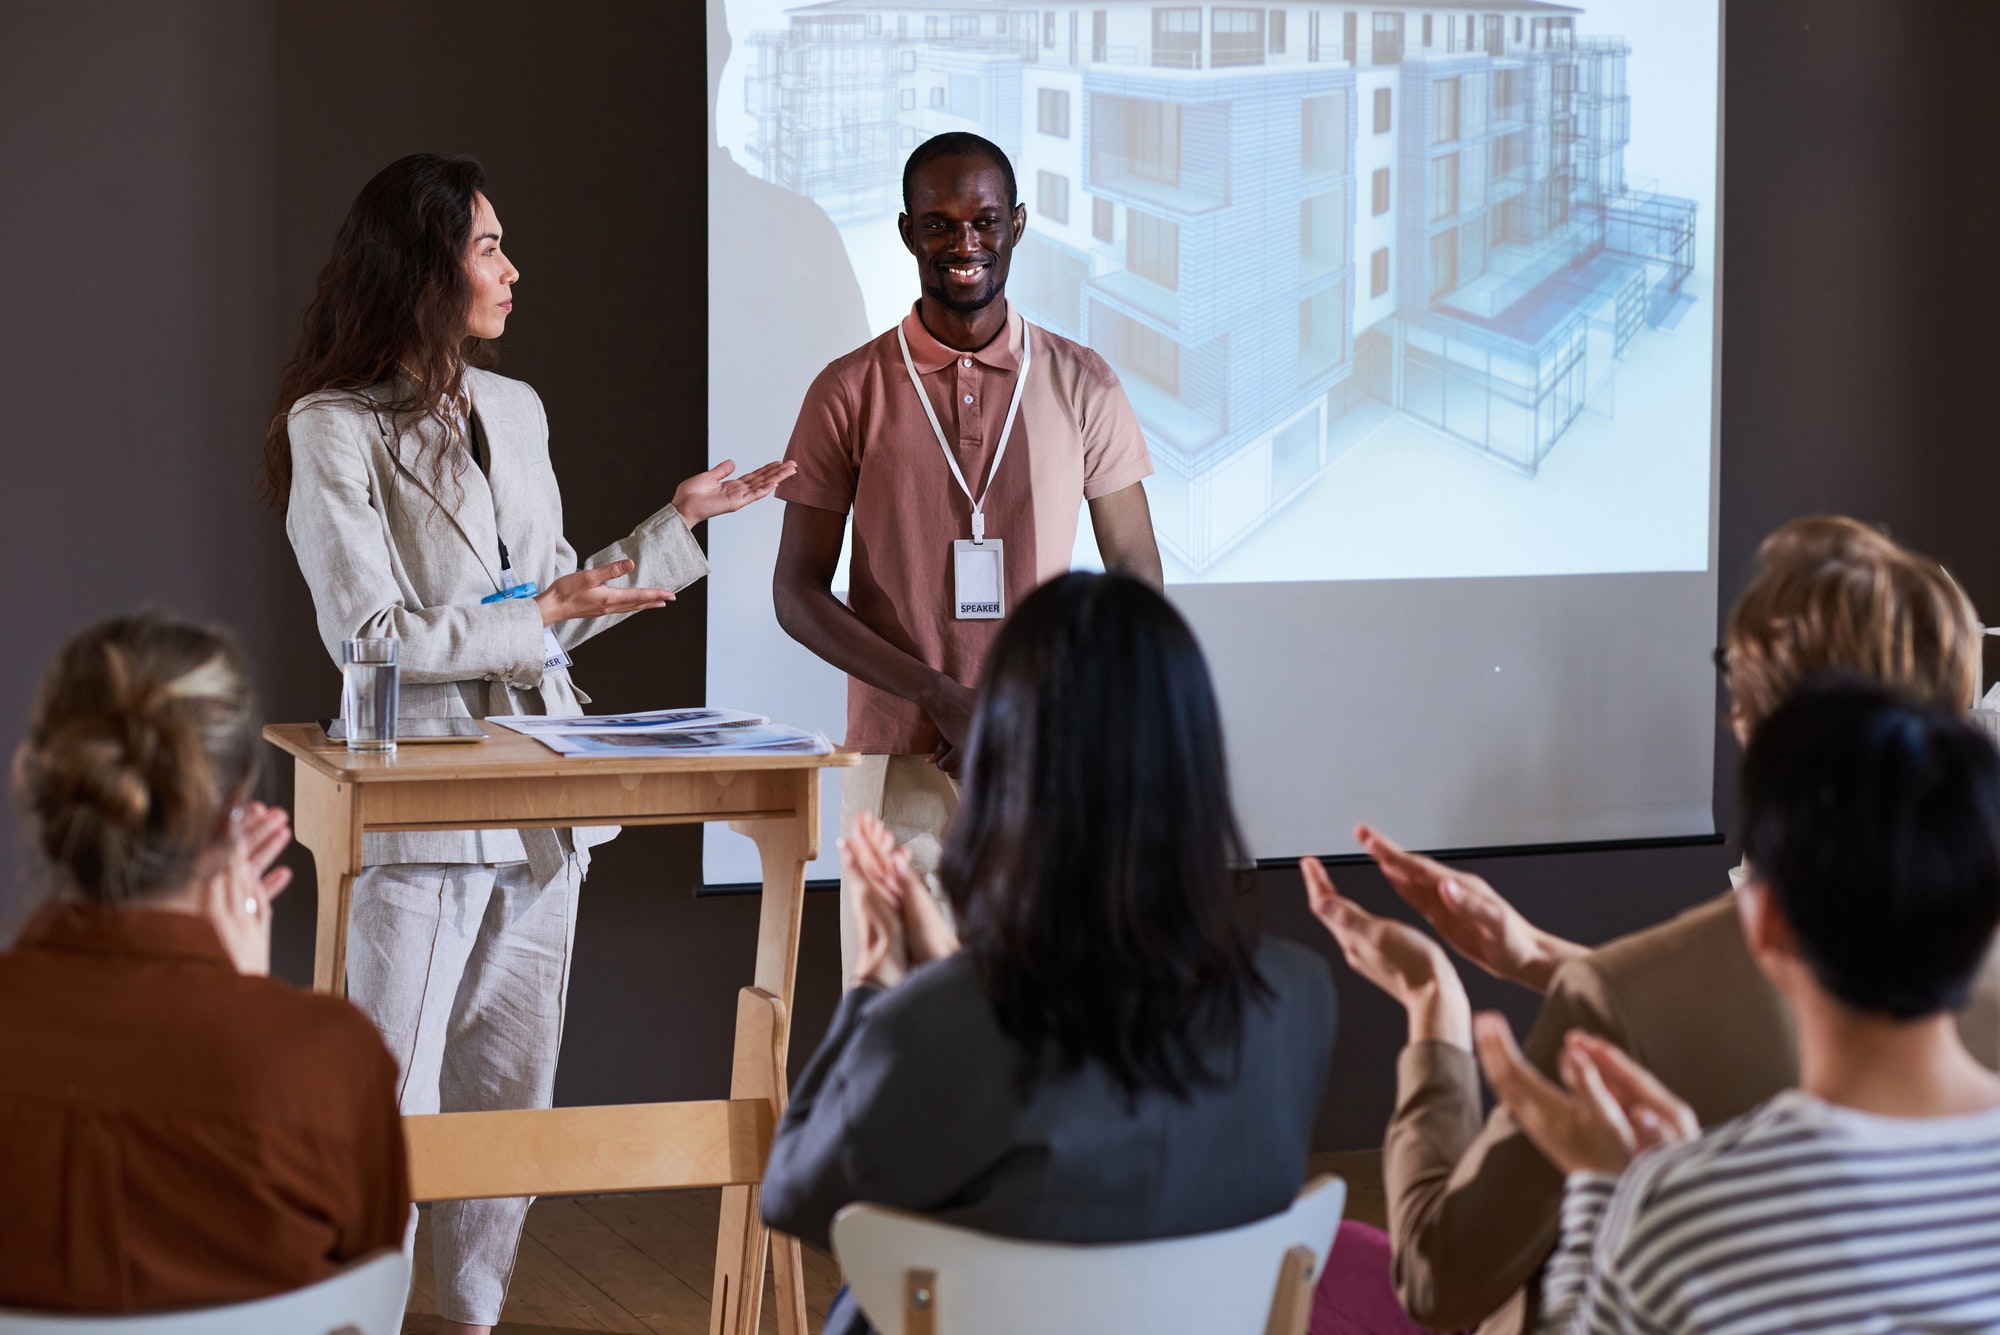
[543,627,574,672]
[953,539,1006,620]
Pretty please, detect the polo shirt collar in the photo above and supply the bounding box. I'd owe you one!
[17,900,236,970]
[899,300,1023,375]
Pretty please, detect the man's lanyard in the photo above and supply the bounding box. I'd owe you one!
[896,320,1032,544]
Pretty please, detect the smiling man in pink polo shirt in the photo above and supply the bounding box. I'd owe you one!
[773,132,1163,983]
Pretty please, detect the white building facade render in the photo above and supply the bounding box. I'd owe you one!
[746,1,1696,571]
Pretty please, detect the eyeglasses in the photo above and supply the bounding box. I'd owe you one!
[1712,645,1731,682]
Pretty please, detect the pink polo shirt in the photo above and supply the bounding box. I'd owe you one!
[778,301,1154,755]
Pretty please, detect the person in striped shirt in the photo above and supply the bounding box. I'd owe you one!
[1476,676,2000,1335]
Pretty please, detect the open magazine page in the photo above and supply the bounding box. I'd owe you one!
[529,725,831,758]
[489,707,768,736]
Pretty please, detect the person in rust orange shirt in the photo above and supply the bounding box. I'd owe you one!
[0,611,408,1312]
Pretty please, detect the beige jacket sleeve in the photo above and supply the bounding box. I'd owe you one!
[1384,962,1632,1333]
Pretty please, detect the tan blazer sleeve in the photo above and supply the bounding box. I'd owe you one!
[285,399,548,687]
[1385,961,1634,1332]
[552,505,710,653]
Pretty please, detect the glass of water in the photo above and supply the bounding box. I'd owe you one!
[341,638,400,753]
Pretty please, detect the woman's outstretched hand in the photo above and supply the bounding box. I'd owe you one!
[842,810,959,990]
[536,559,673,626]
[672,459,797,525]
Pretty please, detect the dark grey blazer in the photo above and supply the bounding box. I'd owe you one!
[762,937,1337,1330]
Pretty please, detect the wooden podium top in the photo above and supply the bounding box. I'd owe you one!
[262,721,859,785]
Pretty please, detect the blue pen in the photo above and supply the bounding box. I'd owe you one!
[481,581,539,604]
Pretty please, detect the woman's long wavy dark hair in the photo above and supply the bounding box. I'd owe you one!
[261,153,495,511]
[938,571,1267,1098]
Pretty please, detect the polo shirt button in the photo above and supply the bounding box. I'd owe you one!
[961,358,972,368]
[963,394,975,404]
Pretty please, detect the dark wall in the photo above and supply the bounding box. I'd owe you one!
[0,1,293,916]
[3,1,1996,1149]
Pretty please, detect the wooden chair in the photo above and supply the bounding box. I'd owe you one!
[830,1175,1346,1335]
[0,1249,408,1335]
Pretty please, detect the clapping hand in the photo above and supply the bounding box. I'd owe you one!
[671,459,797,525]
[1474,1015,1698,1177]
[842,810,959,990]
[1356,824,1585,993]
[205,801,295,977]
[1302,856,1471,1048]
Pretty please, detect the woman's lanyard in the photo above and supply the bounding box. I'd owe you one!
[896,320,1032,546]
[464,409,538,604]
[366,394,570,671]
[360,393,532,603]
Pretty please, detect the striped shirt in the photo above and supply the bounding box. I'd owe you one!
[1538,1089,2000,1334]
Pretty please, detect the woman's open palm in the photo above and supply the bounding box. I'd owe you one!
[672,459,797,525]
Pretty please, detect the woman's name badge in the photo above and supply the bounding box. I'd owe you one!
[953,539,1005,620]
[543,627,574,672]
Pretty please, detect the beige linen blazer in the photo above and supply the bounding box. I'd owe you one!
[284,367,709,882]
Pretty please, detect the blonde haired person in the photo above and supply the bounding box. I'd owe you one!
[1478,679,2000,1334]
[0,612,408,1311]
[1306,516,2000,1334]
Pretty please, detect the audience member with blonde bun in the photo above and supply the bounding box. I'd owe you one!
[0,611,408,1312]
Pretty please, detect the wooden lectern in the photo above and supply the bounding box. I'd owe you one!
[264,721,857,1335]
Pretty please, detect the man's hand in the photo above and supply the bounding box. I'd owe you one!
[1303,856,1471,1049]
[775,504,988,772]
[924,677,978,776]
[1356,824,1587,993]
[536,559,672,626]
[671,458,797,526]
[1474,1015,1696,1177]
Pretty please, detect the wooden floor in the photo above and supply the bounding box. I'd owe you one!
[400,1152,1384,1335]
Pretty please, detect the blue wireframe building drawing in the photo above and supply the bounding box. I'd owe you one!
[742,1,1697,572]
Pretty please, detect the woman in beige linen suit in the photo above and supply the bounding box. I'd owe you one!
[263,153,790,1335]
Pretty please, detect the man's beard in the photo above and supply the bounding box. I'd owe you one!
[925,268,1004,314]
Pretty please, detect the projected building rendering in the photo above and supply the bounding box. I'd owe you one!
[742,2,1698,571]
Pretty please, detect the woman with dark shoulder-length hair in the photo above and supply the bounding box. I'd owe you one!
[0,612,407,1311]
[760,571,1339,1335]
[267,153,791,1335]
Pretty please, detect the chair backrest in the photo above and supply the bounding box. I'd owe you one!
[0,1250,409,1335]
[832,1175,1346,1335]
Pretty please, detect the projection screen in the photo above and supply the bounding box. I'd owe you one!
[704,0,1723,887]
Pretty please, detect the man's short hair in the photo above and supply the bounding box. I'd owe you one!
[1724,517,1978,734]
[1742,675,2000,1019]
[901,132,1018,214]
